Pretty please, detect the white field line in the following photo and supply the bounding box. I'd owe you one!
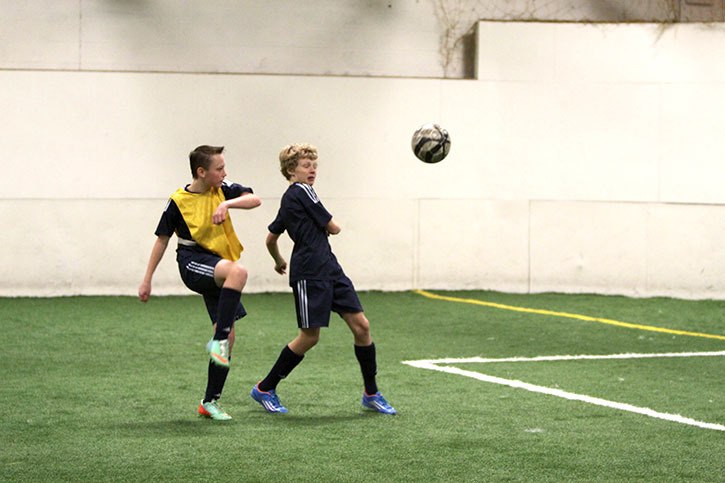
[402,351,725,432]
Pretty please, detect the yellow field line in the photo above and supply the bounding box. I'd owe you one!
[413,290,725,341]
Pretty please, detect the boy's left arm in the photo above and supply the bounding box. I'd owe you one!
[213,192,261,224]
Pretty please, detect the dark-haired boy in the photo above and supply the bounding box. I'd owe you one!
[139,145,261,420]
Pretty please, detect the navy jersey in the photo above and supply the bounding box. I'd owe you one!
[268,182,343,283]
[155,181,252,259]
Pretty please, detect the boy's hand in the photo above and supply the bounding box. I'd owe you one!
[212,203,229,224]
[138,281,152,302]
[274,260,287,275]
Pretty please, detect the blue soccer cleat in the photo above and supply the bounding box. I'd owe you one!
[362,392,397,415]
[250,384,289,413]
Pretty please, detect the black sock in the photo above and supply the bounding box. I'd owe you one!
[355,343,378,395]
[203,358,231,403]
[258,345,304,392]
[214,287,241,340]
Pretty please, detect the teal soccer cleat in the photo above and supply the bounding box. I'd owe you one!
[198,399,232,421]
[206,339,230,367]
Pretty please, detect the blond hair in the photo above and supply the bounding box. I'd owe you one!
[278,143,318,180]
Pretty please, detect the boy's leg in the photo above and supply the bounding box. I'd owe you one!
[342,311,397,415]
[178,251,240,418]
[332,276,380,392]
[213,287,240,340]
[213,261,247,340]
[204,360,230,401]
[250,330,317,414]
[178,253,245,367]
[251,279,332,414]
[258,329,319,392]
[332,276,395,413]
[199,325,235,421]
[207,261,247,366]
[354,342,378,395]
[342,312,378,394]
[250,280,333,413]
[257,345,304,392]
[261,279,330,388]
[203,326,235,401]
[199,358,233,421]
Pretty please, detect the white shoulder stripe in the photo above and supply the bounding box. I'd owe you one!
[295,183,319,203]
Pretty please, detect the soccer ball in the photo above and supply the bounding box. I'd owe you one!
[411,123,451,164]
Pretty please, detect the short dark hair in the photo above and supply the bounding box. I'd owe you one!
[189,145,224,178]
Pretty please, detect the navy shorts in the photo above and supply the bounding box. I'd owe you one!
[176,247,247,324]
[291,275,363,329]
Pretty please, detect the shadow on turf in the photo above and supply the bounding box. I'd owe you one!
[111,411,373,435]
[111,419,225,436]
[269,412,385,426]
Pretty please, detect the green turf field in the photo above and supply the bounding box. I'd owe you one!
[2,291,724,482]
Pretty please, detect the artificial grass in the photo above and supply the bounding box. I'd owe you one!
[1,291,723,481]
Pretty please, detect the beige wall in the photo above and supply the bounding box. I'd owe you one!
[0,18,723,299]
[0,0,445,76]
[2,1,715,80]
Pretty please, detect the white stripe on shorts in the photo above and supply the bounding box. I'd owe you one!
[297,280,309,328]
[186,261,215,278]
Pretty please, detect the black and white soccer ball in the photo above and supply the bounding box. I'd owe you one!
[411,123,451,164]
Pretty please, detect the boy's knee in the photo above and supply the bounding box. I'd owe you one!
[351,314,370,332]
[305,332,320,346]
[290,330,320,354]
[235,264,248,279]
[356,325,370,341]
[301,330,321,348]
[345,313,371,344]
[228,264,248,287]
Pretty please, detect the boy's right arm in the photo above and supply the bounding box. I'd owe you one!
[138,235,170,302]
[265,232,287,275]
[326,218,341,235]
